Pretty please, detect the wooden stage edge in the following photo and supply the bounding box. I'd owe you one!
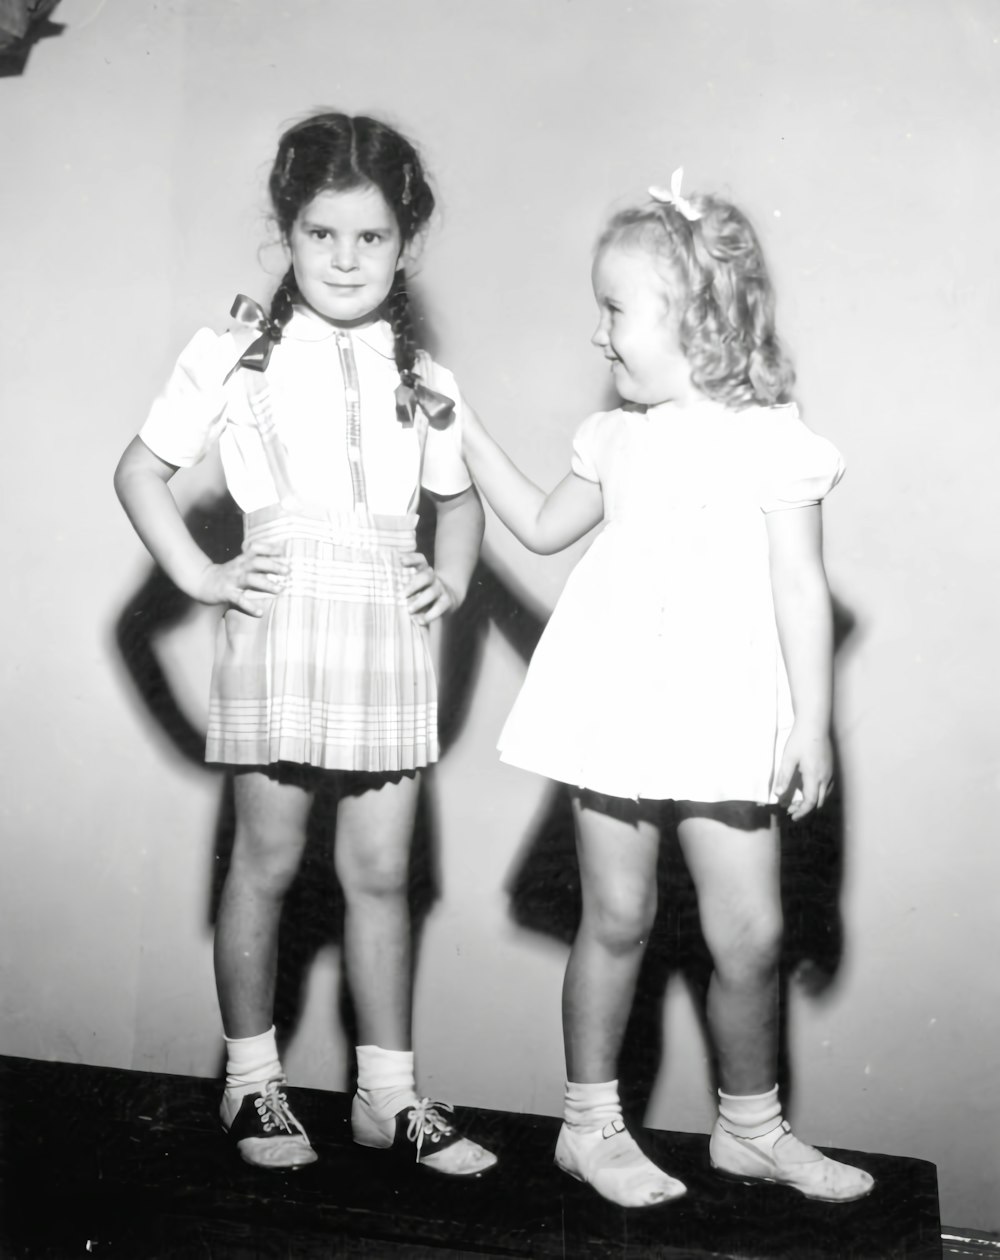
[0,1055,944,1259]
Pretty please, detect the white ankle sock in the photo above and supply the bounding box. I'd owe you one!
[356,1044,418,1118]
[563,1079,624,1132]
[224,1026,282,1098]
[717,1085,783,1138]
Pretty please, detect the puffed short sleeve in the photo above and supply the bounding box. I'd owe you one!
[419,359,473,497]
[757,406,846,512]
[139,328,239,468]
[570,412,607,483]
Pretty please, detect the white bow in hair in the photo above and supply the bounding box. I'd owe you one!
[648,167,700,221]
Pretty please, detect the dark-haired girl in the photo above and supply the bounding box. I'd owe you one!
[114,113,493,1176]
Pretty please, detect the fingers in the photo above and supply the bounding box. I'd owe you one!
[786,764,834,821]
[400,555,455,624]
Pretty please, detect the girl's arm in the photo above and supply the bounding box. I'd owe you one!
[402,484,485,625]
[114,435,288,615]
[766,503,835,820]
[462,404,604,555]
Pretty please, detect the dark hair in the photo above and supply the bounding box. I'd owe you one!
[267,112,435,387]
[598,192,795,409]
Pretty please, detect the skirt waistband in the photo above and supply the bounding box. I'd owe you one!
[244,505,419,552]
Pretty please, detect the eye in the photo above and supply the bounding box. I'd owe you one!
[360,231,384,246]
[309,228,330,241]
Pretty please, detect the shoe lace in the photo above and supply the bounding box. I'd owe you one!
[255,1081,308,1138]
[405,1098,455,1163]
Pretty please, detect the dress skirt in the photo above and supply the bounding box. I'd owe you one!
[206,505,437,772]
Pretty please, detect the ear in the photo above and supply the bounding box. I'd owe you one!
[398,230,427,272]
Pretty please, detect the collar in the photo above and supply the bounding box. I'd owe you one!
[283,306,396,360]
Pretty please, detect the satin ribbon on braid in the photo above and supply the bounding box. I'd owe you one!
[394,376,455,430]
[229,294,282,372]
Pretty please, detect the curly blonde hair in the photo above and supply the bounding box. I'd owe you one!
[597,192,795,409]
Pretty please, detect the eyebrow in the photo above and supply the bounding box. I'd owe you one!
[300,219,394,233]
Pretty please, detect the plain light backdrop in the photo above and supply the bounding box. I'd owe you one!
[0,0,997,1232]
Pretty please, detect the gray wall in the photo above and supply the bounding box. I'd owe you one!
[1,0,997,1231]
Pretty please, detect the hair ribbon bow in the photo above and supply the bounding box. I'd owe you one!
[648,168,701,222]
[394,379,455,430]
[229,294,282,373]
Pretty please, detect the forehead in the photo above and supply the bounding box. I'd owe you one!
[296,183,398,230]
[592,242,682,305]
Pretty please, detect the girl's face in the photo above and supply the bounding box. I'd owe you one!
[591,243,698,407]
[287,184,404,326]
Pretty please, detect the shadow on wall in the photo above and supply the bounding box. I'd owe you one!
[114,488,857,1109]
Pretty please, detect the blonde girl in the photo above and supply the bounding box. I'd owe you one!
[461,170,873,1208]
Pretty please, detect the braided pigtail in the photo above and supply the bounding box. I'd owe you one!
[269,265,299,334]
[386,270,420,387]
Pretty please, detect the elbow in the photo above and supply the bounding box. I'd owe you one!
[112,457,131,506]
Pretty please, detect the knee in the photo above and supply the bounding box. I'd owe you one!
[230,820,304,897]
[338,847,409,902]
[705,905,784,983]
[582,886,658,956]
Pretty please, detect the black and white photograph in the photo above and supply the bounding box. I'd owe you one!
[0,1,997,1256]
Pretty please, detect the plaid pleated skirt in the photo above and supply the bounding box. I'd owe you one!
[206,505,437,772]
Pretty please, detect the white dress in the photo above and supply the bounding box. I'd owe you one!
[497,399,845,804]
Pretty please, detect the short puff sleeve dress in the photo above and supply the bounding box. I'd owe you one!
[496,399,844,804]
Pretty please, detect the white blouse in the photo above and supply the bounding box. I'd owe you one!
[140,308,471,515]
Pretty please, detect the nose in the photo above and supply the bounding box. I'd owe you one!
[591,318,609,348]
[332,239,359,272]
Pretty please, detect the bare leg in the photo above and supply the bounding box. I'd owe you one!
[555,795,685,1205]
[214,771,313,1039]
[341,772,497,1175]
[675,802,782,1095]
[563,796,661,1082]
[677,802,874,1201]
[334,772,421,1050]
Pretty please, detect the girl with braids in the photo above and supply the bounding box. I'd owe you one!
[460,171,874,1207]
[114,112,495,1176]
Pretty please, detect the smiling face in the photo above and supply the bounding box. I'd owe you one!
[591,243,698,407]
[287,183,404,326]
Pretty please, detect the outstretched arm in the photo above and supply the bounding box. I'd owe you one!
[767,503,835,820]
[114,435,288,615]
[461,404,604,555]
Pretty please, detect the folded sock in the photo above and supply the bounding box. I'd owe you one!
[224,1026,282,1097]
[356,1044,418,1118]
[563,1079,624,1132]
[717,1085,783,1138]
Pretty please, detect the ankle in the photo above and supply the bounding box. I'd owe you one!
[563,1079,623,1133]
[716,1085,783,1139]
[224,1026,282,1098]
[356,1045,418,1117]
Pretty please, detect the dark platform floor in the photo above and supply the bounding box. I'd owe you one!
[0,1055,940,1259]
